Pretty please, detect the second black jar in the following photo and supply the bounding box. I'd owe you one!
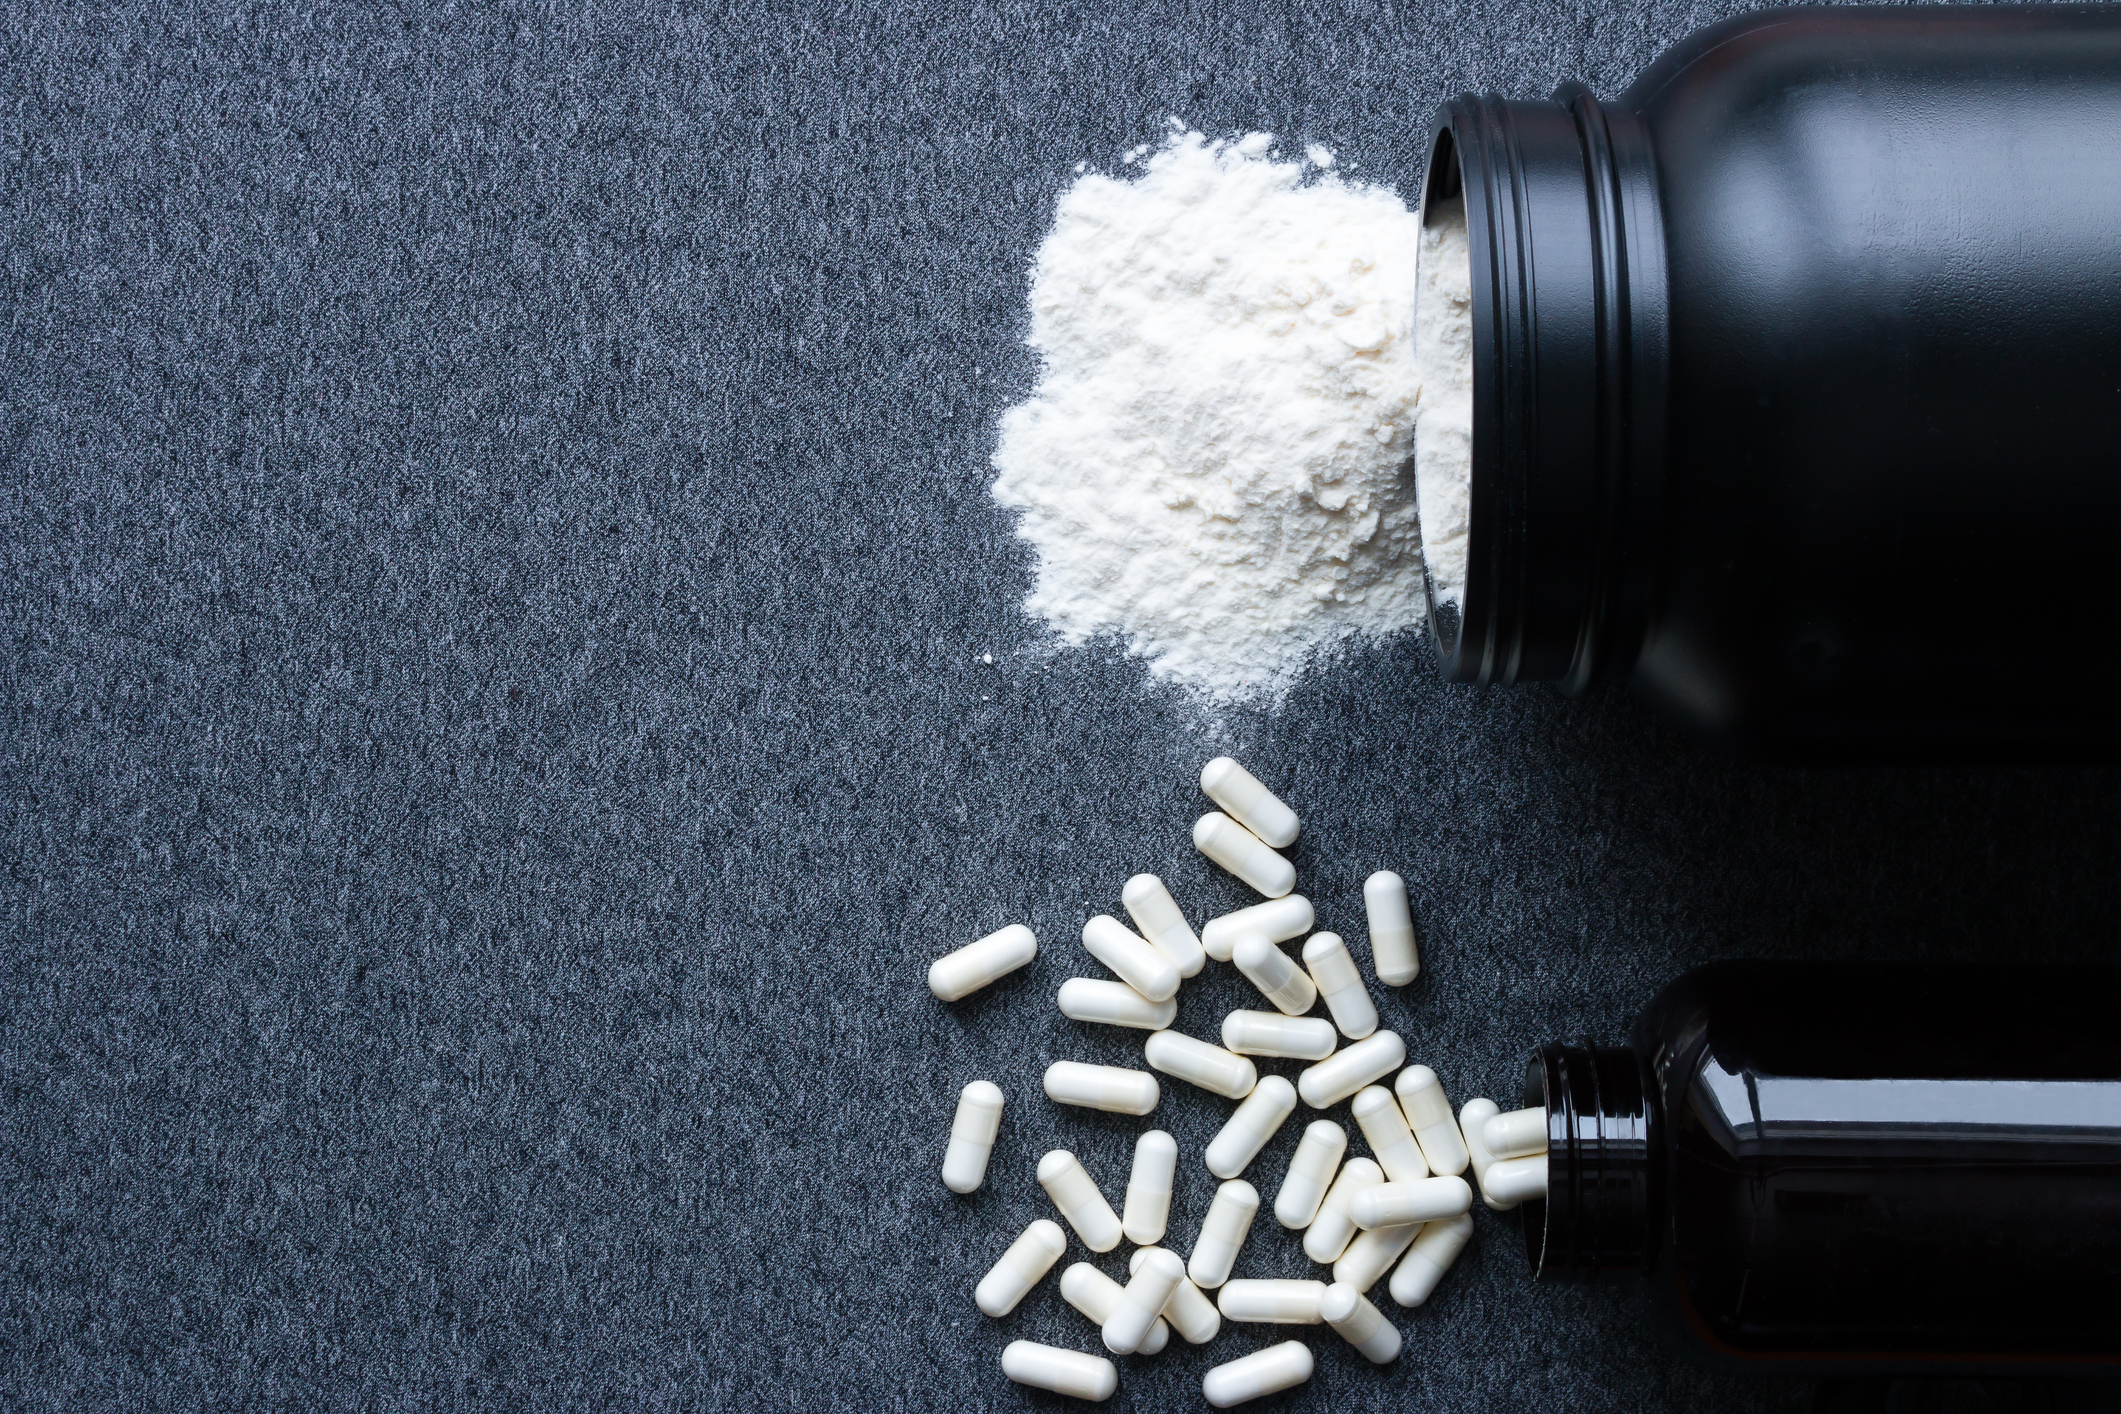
[1517,961,2121,1374]
[1421,6,2121,757]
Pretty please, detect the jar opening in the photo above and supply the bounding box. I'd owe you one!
[1419,91,1668,690]
[1415,132,1474,642]
[1524,1043,1657,1280]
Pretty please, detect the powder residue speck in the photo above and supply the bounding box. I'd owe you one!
[990,126,1427,704]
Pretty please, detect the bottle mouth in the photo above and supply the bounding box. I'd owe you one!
[1415,126,1469,667]
[1414,140,1473,650]
[1418,89,1669,692]
[1522,1043,1657,1279]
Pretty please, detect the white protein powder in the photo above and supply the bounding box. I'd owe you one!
[1413,195,1472,611]
[990,127,1426,703]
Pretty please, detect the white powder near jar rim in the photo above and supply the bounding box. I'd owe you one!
[990,125,1429,704]
[1413,194,1473,612]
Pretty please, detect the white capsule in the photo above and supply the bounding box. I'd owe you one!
[1484,1106,1550,1160]
[1057,977,1176,1032]
[1188,1179,1259,1289]
[1001,1340,1118,1402]
[1061,1263,1171,1354]
[1273,1120,1347,1228]
[942,1080,1004,1194]
[1394,1065,1470,1176]
[1303,1157,1382,1264]
[1298,1030,1405,1109]
[1132,1248,1223,1344]
[1040,1149,1124,1253]
[1199,756,1301,849]
[1221,1009,1336,1060]
[1217,1278,1327,1324]
[1459,1097,1518,1210]
[1202,1340,1314,1408]
[1232,935,1318,1017]
[1389,1211,1474,1307]
[1121,873,1206,978]
[1103,1247,1186,1355]
[976,1219,1067,1316]
[1123,1129,1179,1246]
[1363,870,1420,986]
[928,923,1037,1001]
[1081,914,1180,1003]
[1201,895,1315,963]
[1335,1219,1420,1293]
[1205,1075,1298,1178]
[1484,1153,1550,1205]
[1144,1030,1257,1100]
[1350,1175,1474,1230]
[1193,813,1296,898]
[1321,1281,1401,1363]
[1301,933,1378,1039]
[1349,1085,1429,1184]
[1044,1061,1160,1116]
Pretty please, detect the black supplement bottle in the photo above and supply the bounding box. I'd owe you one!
[1519,961,2121,1375]
[1421,7,2121,758]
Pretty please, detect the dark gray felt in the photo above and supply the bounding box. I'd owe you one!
[4,0,2117,1409]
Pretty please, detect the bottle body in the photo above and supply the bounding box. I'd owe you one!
[1424,7,2121,756]
[1523,962,2121,1374]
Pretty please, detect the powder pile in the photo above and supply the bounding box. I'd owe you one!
[991,126,1427,703]
[1412,196,1473,611]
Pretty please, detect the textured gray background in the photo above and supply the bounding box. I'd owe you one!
[4,0,2118,1409]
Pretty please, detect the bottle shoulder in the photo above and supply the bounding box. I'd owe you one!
[1624,6,2121,122]
[1638,962,2121,1081]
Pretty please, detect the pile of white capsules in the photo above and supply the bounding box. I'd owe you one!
[927,757,1554,1406]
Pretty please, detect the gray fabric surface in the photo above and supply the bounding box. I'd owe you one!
[4,0,2117,1408]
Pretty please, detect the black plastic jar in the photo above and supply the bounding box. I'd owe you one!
[1518,961,2121,1375]
[1420,7,2121,757]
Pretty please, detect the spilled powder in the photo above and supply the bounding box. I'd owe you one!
[990,125,1427,704]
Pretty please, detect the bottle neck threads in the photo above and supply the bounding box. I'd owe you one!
[1522,1043,1658,1278]
[1423,88,1670,693]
